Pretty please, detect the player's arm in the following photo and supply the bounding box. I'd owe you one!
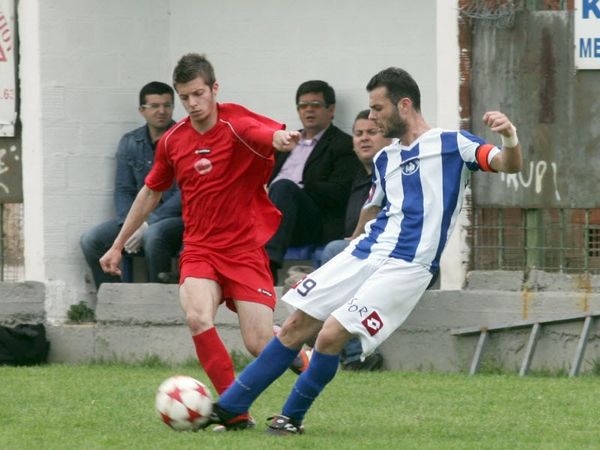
[483,111,523,173]
[100,185,162,276]
[349,205,381,239]
[273,130,301,152]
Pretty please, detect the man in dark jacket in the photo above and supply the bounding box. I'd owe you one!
[266,80,359,282]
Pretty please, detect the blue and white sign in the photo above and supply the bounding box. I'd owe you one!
[575,0,600,69]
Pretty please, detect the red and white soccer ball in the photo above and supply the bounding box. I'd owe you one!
[155,375,213,431]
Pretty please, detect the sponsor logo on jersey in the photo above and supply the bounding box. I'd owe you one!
[194,148,211,154]
[361,311,384,336]
[401,159,419,176]
[258,288,273,297]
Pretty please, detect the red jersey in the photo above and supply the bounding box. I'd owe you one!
[145,103,284,254]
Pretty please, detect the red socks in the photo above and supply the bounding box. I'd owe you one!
[192,327,235,395]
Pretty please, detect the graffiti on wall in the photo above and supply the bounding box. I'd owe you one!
[499,159,561,202]
[0,142,20,202]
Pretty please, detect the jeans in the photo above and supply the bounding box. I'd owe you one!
[80,217,183,288]
[266,179,322,264]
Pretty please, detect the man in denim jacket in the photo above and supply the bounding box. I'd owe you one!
[80,81,183,288]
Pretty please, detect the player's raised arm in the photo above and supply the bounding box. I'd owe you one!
[273,129,301,152]
[483,111,523,174]
[99,185,162,276]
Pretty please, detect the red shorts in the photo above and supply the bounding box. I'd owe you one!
[179,246,276,312]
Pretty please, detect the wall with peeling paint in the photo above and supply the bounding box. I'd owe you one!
[469,10,600,208]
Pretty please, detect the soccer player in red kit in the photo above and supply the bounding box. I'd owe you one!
[100,53,300,427]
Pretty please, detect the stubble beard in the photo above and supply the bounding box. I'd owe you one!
[383,107,407,139]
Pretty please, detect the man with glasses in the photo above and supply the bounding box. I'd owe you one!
[267,80,359,283]
[80,81,183,288]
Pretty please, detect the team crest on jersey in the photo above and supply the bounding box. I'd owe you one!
[194,158,213,175]
[361,311,383,336]
[401,159,420,176]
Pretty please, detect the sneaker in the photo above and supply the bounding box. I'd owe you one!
[289,349,311,375]
[199,403,253,431]
[265,414,304,436]
[212,415,256,432]
[342,353,383,372]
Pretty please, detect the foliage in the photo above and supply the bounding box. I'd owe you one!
[67,301,95,323]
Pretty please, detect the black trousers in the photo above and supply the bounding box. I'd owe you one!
[266,179,322,263]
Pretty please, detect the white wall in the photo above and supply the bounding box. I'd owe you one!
[19,0,460,320]
[169,0,440,133]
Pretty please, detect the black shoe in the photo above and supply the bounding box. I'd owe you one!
[342,353,384,372]
[199,403,253,431]
[212,415,256,432]
[266,414,304,436]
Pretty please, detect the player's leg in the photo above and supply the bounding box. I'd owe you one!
[179,277,235,396]
[217,309,322,417]
[235,300,273,357]
[268,258,432,435]
[266,316,351,435]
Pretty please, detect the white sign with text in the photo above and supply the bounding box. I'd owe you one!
[575,0,600,69]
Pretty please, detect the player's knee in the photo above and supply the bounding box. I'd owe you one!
[244,335,269,357]
[279,312,318,349]
[184,311,213,335]
[315,325,348,354]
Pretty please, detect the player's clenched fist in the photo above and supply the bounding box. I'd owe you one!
[482,111,516,138]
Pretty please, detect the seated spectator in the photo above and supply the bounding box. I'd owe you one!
[80,81,183,288]
[266,80,359,283]
[320,109,392,371]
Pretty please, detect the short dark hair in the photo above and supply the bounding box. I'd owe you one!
[366,67,421,111]
[296,80,335,106]
[139,81,174,106]
[172,53,216,88]
[354,109,371,122]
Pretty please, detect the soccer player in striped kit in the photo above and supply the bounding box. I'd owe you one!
[207,67,523,433]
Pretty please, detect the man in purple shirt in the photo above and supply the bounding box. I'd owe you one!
[266,80,358,283]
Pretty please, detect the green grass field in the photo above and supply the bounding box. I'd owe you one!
[1,362,599,450]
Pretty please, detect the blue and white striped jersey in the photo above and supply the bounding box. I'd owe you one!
[349,127,500,274]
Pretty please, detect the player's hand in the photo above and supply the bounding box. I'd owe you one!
[124,221,148,254]
[482,111,516,138]
[273,130,301,152]
[100,247,123,277]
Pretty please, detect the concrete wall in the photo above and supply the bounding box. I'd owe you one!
[35,274,600,374]
[16,0,463,321]
[470,10,600,208]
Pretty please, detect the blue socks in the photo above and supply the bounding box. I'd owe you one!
[282,349,339,422]
[218,337,298,414]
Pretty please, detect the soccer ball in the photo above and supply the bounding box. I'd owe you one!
[155,375,213,431]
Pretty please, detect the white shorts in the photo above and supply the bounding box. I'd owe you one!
[282,251,432,358]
